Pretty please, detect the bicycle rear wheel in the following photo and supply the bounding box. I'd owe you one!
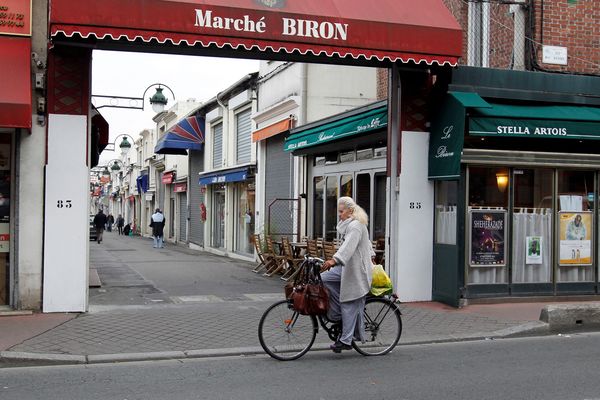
[258,300,317,361]
[352,297,402,356]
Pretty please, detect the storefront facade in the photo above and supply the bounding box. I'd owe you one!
[286,101,388,242]
[429,67,600,306]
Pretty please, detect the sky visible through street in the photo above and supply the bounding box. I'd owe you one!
[92,50,260,164]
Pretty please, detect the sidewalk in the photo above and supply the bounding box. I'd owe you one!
[0,233,590,365]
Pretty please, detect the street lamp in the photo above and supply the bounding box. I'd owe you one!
[102,133,136,156]
[92,83,176,113]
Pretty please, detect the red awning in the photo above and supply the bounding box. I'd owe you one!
[0,36,32,129]
[49,0,462,66]
[162,171,175,184]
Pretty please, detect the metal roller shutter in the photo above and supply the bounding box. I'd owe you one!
[236,109,252,164]
[189,150,205,245]
[265,135,295,237]
[178,192,187,242]
[212,123,223,169]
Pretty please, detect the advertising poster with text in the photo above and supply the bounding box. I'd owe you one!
[559,211,592,266]
[469,210,506,267]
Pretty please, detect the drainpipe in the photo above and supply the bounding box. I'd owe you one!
[296,63,309,239]
[387,64,401,286]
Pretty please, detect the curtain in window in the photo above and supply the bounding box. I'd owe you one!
[512,209,552,283]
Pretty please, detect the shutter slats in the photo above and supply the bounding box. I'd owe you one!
[213,123,223,169]
[236,110,252,164]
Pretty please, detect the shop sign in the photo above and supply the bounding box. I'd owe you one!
[0,222,8,253]
[145,193,154,201]
[0,0,32,36]
[162,172,175,184]
[542,45,568,66]
[470,117,600,141]
[174,182,187,193]
[469,210,507,267]
[428,96,465,180]
[559,211,593,266]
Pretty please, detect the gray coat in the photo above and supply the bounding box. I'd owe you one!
[333,220,374,302]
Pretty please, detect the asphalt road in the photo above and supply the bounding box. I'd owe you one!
[1,333,600,400]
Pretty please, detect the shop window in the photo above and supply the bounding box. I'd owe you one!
[356,174,371,228]
[339,151,355,163]
[313,177,324,239]
[374,147,387,159]
[373,173,387,240]
[341,175,353,198]
[435,181,458,245]
[467,167,509,285]
[511,169,553,284]
[325,176,338,240]
[557,170,595,283]
[212,186,226,249]
[236,182,255,255]
[356,148,373,161]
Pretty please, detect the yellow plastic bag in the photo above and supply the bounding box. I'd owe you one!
[370,264,393,296]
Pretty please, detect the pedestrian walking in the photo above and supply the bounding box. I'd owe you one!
[116,214,125,235]
[93,209,108,244]
[320,196,374,353]
[106,214,115,232]
[150,208,166,248]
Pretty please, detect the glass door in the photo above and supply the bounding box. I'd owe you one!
[510,168,554,294]
[212,187,226,249]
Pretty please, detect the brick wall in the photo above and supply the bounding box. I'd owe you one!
[443,0,599,75]
[376,69,388,100]
[532,0,600,74]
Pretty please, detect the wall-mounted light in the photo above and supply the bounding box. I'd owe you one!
[496,172,509,193]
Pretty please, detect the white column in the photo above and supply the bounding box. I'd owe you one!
[43,114,89,312]
[396,132,434,302]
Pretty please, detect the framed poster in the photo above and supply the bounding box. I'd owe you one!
[559,211,592,266]
[469,210,507,267]
[526,236,543,265]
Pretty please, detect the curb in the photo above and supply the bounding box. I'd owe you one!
[0,321,559,366]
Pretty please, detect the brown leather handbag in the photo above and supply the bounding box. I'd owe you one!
[289,260,329,315]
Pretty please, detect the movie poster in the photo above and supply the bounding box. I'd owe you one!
[469,210,506,267]
[559,211,592,266]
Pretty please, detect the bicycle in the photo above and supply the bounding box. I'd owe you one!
[258,256,402,361]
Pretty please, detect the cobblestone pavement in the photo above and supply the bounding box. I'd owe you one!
[6,233,533,357]
[8,300,526,355]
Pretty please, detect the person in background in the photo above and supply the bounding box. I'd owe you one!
[150,208,166,249]
[93,209,108,244]
[106,214,115,232]
[116,214,125,235]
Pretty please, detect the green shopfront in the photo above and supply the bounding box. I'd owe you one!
[285,101,388,242]
[429,67,600,306]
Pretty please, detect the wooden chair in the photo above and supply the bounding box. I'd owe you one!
[263,236,287,277]
[252,234,271,273]
[322,241,336,261]
[374,237,386,265]
[306,239,321,258]
[280,236,304,281]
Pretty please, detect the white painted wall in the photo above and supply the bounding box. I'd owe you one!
[395,131,435,302]
[43,114,89,312]
[306,64,377,121]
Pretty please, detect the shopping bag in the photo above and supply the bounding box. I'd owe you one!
[370,264,393,296]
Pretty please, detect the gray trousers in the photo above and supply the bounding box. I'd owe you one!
[321,266,366,345]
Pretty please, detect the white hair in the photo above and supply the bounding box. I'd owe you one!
[338,196,368,225]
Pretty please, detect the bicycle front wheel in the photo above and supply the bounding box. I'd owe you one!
[258,300,317,361]
[352,297,402,356]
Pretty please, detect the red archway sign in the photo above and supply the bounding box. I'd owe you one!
[49,0,462,66]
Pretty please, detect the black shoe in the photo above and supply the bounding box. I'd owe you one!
[330,340,352,353]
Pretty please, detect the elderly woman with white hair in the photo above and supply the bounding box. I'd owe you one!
[321,196,374,353]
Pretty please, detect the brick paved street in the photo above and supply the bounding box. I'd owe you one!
[5,233,539,358]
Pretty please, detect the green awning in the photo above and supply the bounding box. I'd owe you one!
[469,103,600,140]
[284,105,387,152]
[428,92,488,180]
